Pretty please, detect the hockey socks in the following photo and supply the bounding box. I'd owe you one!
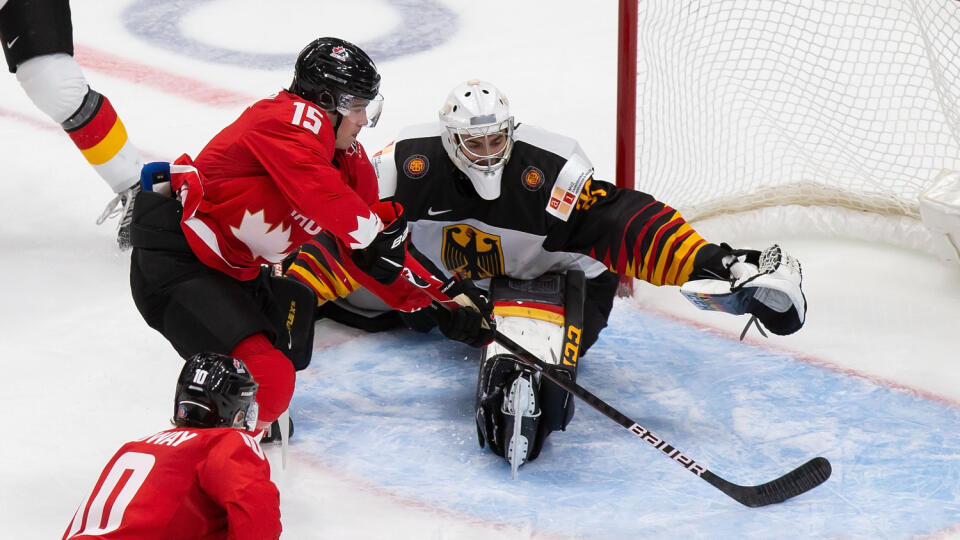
[230,333,296,429]
[62,87,142,192]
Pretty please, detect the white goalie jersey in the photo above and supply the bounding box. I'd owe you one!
[372,121,608,285]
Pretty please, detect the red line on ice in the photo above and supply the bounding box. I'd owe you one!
[73,44,255,108]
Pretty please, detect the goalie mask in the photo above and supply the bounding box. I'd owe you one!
[439,79,515,200]
[174,352,259,431]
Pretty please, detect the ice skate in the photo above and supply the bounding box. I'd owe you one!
[500,369,541,479]
[97,181,141,250]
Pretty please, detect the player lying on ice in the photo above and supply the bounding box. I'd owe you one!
[64,353,282,539]
[285,79,808,475]
[128,38,495,444]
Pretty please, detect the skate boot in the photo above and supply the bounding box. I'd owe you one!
[261,415,294,444]
[500,368,541,479]
[97,181,141,250]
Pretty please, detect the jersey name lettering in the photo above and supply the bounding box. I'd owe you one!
[290,209,323,235]
[137,430,199,447]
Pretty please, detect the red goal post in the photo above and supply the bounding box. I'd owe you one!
[615,0,960,296]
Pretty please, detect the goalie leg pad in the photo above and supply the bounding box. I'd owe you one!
[474,272,586,464]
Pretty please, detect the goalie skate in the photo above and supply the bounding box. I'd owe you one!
[501,370,541,479]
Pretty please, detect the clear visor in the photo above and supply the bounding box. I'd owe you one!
[449,118,514,171]
[336,92,384,128]
[243,400,259,431]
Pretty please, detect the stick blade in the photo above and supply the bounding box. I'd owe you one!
[707,456,832,507]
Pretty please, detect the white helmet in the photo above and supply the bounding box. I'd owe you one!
[439,79,515,200]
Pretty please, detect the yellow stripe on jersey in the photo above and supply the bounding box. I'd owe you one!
[669,231,708,285]
[287,255,361,305]
[638,211,709,286]
[80,118,129,165]
[649,213,707,286]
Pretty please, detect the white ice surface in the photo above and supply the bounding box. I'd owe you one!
[1,1,958,538]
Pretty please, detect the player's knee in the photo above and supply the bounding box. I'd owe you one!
[230,334,297,424]
[15,53,88,123]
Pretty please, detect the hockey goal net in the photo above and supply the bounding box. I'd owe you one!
[617,0,960,258]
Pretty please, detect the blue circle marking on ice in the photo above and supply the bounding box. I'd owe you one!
[122,0,458,69]
[292,304,960,539]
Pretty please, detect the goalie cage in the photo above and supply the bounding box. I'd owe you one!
[615,0,960,267]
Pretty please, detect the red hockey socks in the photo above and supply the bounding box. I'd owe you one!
[230,333,296,427]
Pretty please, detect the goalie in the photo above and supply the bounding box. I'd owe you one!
[286,80,807,473]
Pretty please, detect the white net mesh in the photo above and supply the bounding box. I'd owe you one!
[632,0,960,251]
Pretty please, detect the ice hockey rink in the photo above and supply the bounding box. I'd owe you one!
[2,1,960,538]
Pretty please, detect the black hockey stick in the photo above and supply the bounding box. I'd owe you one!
[395,256,832,506]
[492,330,831,507]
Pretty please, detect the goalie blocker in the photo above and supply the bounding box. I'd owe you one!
[475,271,586,474]
[680,244,806,336]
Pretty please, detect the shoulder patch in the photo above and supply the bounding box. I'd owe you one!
[522,166,545,191]
[239,432,266,460]
[403,154,430,179]
[546,153,593,221]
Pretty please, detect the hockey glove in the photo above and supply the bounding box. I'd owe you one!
[350,201,408,285]
[680,244,806,336]
[432,276,496,347]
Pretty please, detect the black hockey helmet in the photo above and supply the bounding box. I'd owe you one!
[174,352,259,430]
[290,37,383,126]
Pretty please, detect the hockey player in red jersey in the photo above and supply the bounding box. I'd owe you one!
[1,0,144,249]
[286,79,807,473]
[63,353,281,539]
[129,39,493,439]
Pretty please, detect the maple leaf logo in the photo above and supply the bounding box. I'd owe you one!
[230,209,292,262]
[347,211,382,249]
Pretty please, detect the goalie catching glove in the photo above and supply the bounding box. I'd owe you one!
[680,244,806,336]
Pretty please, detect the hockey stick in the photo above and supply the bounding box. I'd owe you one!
[396,257,832,507]
[489,330,832,507]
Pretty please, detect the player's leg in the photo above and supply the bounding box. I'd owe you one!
[475,271,587,472]
[1,0,143,249]
[580,270,619,354]
[128,189,298,429]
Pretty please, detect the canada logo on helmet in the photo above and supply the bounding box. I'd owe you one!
[330,46,348,62]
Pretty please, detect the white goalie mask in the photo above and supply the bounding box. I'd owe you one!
[439,79,515,200]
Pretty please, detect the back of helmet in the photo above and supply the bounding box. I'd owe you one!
[174,353,259,431]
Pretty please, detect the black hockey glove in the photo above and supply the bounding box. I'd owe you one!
[432,276,496,347]
[350,201,408,285]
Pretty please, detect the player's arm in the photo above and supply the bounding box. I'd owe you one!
[198,432,281,540]
[286,229,437,313]
[545,177,710,286]
[546,179,805,335]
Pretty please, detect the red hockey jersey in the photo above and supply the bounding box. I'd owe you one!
[171,90,383,281]
[63,427,280,540]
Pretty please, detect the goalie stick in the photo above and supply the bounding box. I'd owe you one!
[395,255,832,507]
